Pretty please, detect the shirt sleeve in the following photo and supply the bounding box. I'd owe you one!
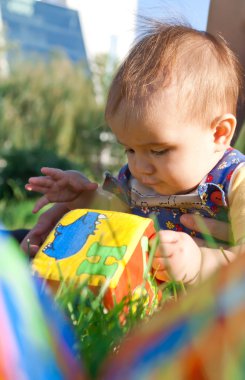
[228,164,245,244]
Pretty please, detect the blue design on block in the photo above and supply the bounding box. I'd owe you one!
[43,211,106,260]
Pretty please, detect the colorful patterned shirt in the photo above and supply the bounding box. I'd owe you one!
[103,148,245,243]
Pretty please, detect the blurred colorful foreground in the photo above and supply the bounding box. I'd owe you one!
[0,230,85,380]
[102,246,245,380]
[1,227,245,379]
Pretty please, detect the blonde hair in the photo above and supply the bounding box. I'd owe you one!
[105,21,243,126]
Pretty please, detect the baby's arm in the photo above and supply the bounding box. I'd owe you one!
[228,165,245,244]
[152,165,245,284]
[180,214,231,246]
[180,165,245,247]
[152,169,245,284]
[26,167,131,213]
[21,203,69,255]
[198,244,243,281]
[198,165,245,280]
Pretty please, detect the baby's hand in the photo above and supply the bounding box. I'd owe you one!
[151,230,202,284]
[25,167,98,212]
[180,214,231,247]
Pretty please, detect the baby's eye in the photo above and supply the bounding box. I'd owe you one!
[125,148,135,154]
[150,149,168,156]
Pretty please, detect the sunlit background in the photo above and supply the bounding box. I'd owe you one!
[0,0,244,229]
[0,0,211,65]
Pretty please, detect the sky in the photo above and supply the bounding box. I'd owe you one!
[138,0,211,31]
[68,0,137,60]
[67,0,211,61]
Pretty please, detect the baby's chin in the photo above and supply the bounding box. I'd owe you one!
[152,183,198,196]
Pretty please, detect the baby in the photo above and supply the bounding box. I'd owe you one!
[25,22,245,284]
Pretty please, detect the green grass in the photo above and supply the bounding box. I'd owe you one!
[54,277,184,379]
[0,198,53,230]
[0,198,39,230]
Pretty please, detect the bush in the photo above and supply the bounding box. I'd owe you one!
[235,124,245,154]
[0,146,76,200]
[0,58,109,177]
[0,198,39,229]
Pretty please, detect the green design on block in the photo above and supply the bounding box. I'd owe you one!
[76,242,127,278]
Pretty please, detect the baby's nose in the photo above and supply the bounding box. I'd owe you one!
[134,157,154,174]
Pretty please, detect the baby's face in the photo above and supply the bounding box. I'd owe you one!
[108,91,221,195]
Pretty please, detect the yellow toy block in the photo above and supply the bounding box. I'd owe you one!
[32,209,160,309]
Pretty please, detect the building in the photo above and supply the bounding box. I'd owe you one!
[207,0,245,138]
[0,0,89,68]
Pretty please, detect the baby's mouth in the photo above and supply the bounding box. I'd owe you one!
[139,177,159,186]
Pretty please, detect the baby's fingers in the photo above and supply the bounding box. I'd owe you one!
[41,167,64,179]
[32,196,50,213]
[180,214,230,243]
[154,270,170,282]
[25,176,54,191]
[152,257,167,270]
[192,237,206,247]
[152,258,170,281]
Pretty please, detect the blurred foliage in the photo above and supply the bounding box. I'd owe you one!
[56,272,184,379]
[234,124,245,153]
[91,53,119,106]
[0,146,76,200]
[0,56,120,182]
[0,54,126,222]
[0,198,39,229]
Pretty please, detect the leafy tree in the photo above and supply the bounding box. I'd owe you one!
[91,53,119,106]
[0,57,108,179]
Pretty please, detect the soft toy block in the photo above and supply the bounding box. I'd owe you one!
[32,209,160,309]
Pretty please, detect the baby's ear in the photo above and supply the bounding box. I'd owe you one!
[211,113,237,150]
